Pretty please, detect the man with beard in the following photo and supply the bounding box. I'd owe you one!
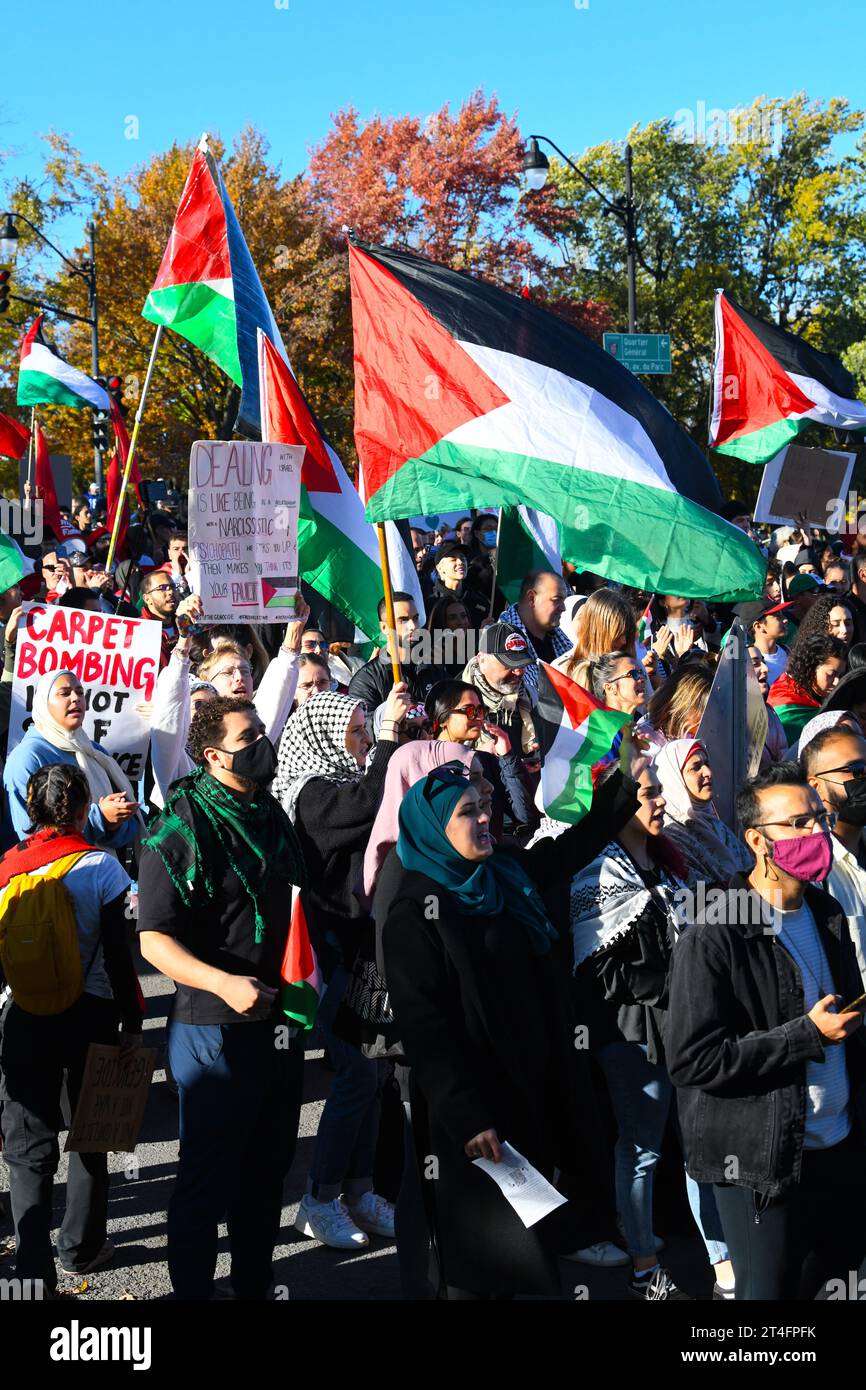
[140,568,202,669]
[802,725,866,988]
[463,621,539,830]
[500,569,571,698]
[347,592,444,711]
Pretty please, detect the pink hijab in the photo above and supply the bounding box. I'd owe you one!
[359,740,475,907]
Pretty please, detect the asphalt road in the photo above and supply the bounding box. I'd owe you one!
[0,949,714,1303]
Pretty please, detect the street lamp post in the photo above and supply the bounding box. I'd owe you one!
[523,134,638,333]
[0,211,103,492]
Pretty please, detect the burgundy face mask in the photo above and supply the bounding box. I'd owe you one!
[768,829,833,883]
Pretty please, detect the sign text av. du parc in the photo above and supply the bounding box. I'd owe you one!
[188,440,304,624]
[9,604,162,782]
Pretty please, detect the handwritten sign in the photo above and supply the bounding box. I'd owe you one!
[65,1044,157,1154]
[187,439,303,624]
[8,603,162,783]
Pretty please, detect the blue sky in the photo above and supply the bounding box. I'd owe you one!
[5,0,865,251]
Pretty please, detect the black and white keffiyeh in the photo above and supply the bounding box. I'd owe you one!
[570,840,681,969]
[273,690,363,822]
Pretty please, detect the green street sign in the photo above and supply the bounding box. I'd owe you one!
[603,332,672,374]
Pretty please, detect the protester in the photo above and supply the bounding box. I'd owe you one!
[137,696,306,1300]
[424,541,489,629]
[149,604,309,809]
[767,632,846,745]
[276,685,412,1250]
[667,764,866,1300]
[749,645,788,765]
[818,662,866,736]
[465,513,500,606]
[781,572,823,642]
[139,569,200,669]
[462,622,540,825]
[740,598,792,686]
[160,533,191,600]
[633,662,714,756]
[425,594,473,677]
[382,764,637,1297]
[0,764,142,1293]
[500,569,571,697]
[845,549,866,645]
[424,679,518,836]
[791,592,855,650]
[587,651,648,722]
[571,758,733,1300]
[347,593,443,709]
[654,738,751,891]
[199,623,271,687]
[294,653,334,706]
[802,725,866,986]
[559,587,638,669]
[4,671,142,847]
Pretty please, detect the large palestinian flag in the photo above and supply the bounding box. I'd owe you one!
[535,661,629,825]
[709,290,866,464]
[142,135,286,438]
[258,331,422,640]
[350,240,765,603]
[18,316,110,411]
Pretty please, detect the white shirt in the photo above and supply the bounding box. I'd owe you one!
[825,835,866,989]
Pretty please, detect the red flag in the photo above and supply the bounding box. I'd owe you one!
[34,426,64,542]
[106,452,129,562]
[0,412,29,460]
[109,401,142,506]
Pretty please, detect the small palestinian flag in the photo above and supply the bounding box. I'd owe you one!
[261,577,298,610]
[18,316,110,411]
[637,600,653,647]
[710,290,866,464]
[280,888,322,1030]
[535,661,630,825]
[0,534,25,595]
[349,239,765,603]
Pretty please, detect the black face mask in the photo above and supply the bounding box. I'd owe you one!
[218,735,278,788]
[838,776,866,826]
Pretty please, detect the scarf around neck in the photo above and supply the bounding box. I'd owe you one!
[31,669,142,820]
[142,767,305,942]
[462,655,536,755]
[273,690,362,822]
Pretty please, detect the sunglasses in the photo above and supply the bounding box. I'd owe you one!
[609,667,645,684]
[815,761,866,783]
[450,705,485,722]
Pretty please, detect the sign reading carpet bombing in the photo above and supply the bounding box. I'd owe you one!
[8,603,162,782]
[188,440,303,624]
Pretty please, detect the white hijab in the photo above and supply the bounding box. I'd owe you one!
[32,669,141,811]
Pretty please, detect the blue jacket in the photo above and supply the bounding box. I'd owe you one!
[3,728,140,849]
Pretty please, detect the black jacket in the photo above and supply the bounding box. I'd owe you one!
[346,653,445,713]
[667,874,866,1196]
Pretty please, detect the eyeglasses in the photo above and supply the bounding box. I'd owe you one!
[609,667,645,684]
[147,583,174,594]
[754,811,838,832]
[212,664,252,680]
[815,761,866,784]
[423,762,473,802]
[450,705,485,722]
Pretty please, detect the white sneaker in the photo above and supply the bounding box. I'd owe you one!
[294,1195,369,1249]
[343,1191,396,1239]
[563,1240,631,1267]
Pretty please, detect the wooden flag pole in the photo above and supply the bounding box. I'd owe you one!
[106,326,163,573]
[375,521,403,686]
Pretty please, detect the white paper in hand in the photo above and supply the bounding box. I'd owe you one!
[472,1141,568,1228]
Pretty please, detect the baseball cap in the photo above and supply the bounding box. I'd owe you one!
[479,622,533,669]
[435,541,471,563]
[733,598,794,627]
[787,573,824,598]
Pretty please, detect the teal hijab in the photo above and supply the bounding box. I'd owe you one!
[396,769,558,956]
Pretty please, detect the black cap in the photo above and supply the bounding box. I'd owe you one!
[479,622,533,669]
[435,541,471,563]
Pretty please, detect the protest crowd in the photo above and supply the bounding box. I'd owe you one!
[1,132,866,1312]
[2,486,866,1306]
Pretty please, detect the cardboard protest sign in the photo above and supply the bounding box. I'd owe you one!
[754,444,855,529]
[8,602,162,783]
[188,440,303,624]
[65,1044,157,1154]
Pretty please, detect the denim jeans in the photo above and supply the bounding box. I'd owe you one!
[308,964,386,1202]
[167,1017,303,1299]
[596,1040,729,1264]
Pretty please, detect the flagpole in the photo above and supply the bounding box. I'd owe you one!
[375,522,403,686]
[26,408,36,493]
[106,326,163,572]
[486,506,504,618]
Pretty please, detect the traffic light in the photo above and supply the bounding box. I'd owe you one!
[0,270,10,314]
[92,411,110,451]
[107,374,127,418]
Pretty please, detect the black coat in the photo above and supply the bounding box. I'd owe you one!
[666,875,866,1196]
